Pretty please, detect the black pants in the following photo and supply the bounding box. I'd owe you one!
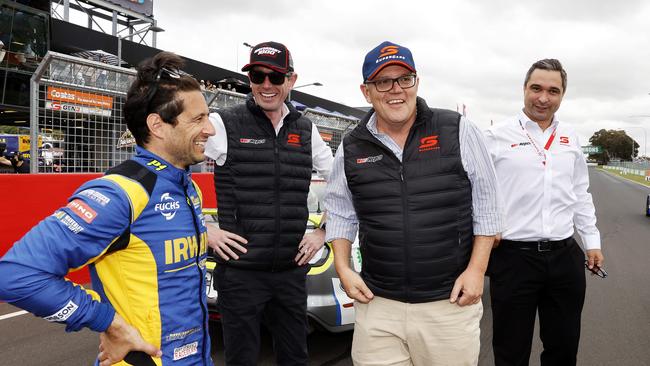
[215,265,309,366]
[489,238,586,366]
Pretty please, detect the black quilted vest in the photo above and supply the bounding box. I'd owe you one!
[343,97,473,302]
[213,97,312,271]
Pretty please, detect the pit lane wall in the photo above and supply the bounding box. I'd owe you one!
[0,173,216,284]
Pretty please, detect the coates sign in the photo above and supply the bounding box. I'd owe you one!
[106,0,154,17]
[47,86,113,109]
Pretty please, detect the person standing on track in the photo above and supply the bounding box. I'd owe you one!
[325,41,501,366]
[204,41,333,366]
[0,52,216,366]
[484,58,604,366]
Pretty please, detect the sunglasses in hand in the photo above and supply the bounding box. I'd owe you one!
[584,260,608,278]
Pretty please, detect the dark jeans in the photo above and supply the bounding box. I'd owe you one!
[215,265,309,366]
[489,238,586,366]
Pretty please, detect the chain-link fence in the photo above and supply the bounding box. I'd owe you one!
[204,88,247,112]
[30,51,137,173]
[302,108,359,156]
[28,54,359,174]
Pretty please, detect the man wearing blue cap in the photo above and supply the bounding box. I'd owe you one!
[324,41,501,365]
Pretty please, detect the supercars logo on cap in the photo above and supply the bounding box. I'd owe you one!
[254,47,282,57]
[379,45,399,58]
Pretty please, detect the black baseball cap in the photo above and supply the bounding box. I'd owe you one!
[241,41,294,74]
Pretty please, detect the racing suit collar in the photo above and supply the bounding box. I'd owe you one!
[134,146,192,187]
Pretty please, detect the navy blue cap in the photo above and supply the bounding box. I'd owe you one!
[362,41,416,82]
[242,41,294,74]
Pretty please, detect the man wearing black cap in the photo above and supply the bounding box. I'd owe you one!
[324,41,501,365]
[204,41,333,365]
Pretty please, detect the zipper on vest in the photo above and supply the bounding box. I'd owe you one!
[399,165,412,301]
[272,141,281,272]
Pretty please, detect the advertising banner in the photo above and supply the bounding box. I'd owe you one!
[47,86,113,109]
[46,101,112,117]
[105,0,154,17]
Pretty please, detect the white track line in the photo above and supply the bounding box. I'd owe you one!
[0,310,28,321]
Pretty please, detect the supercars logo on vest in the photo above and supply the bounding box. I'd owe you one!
[418,135,439,152]
[239,138,266,145]
[287,133,301,146]
[356,154,383,164]
[155,193,181,221]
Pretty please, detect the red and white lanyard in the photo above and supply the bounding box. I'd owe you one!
[518,119,557,166]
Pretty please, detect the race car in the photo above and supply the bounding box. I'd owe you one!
[204,178,361,333]
[646,193,650,217]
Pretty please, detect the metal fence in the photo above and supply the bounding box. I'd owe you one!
[27,53,358,173]
[302,108,359,156]
[204,88,247,112]
[30,51,137,173]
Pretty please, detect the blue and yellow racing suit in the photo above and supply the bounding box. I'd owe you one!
[0,147,212,366]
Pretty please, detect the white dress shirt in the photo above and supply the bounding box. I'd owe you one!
[484,110,601,250]
[324,113,502,243]
[204,103,333,180]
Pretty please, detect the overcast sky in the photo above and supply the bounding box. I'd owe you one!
[152,0,650,155]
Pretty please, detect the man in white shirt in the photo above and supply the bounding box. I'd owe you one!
[203,41,333,366]
[484,59,604,366]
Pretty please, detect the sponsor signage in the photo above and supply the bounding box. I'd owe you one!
[47,86,113,109]
[105,0,154,17]
[582,145,602,154]
[46,101,112,117]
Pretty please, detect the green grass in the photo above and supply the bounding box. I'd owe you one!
[598,167,650,187]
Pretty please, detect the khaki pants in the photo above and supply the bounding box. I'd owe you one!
[351,296,482,366]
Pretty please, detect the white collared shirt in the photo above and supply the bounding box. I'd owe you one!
[484,110,601,250]
[204,103,333,180]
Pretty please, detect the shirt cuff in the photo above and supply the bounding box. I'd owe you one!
[580,233,601,250]
[325,219,358,243]
[87,302,116,332]
[472,212,503,236]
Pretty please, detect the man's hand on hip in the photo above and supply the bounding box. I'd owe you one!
[295,228,326,266]
[98,313,161,366]
[206,224,248,260]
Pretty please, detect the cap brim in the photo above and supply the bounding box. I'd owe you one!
[241,62,290,74]
[367,61,416,81]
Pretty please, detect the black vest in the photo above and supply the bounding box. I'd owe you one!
[214,96,313,271]
[343,97,473,303]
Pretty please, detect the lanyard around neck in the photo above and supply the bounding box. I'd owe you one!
[518,119,557,166]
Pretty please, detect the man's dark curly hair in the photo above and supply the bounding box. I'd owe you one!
[123,51,201,146]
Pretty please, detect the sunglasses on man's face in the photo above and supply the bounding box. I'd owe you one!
[249,70,288,85]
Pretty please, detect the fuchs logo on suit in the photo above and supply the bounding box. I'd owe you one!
[419,135,439,152]
[356,154,383,164]
[240,138,266,145]
[287,133,301,146]
[155,193,181,221]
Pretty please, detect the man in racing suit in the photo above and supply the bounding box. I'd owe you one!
[0,52,216,366]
